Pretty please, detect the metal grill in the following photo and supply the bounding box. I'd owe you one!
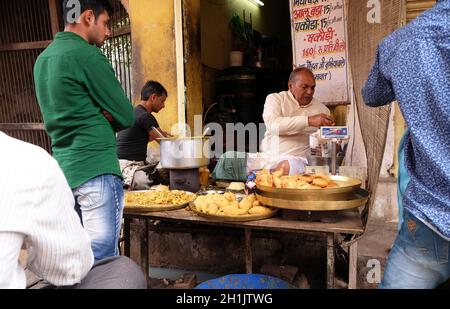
[0,0,132,153]
[0,0,54,152]
[102,0,133,100]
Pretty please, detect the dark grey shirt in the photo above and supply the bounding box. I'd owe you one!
[117,105,159,162]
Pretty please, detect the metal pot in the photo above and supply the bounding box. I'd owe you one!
[159,136,211,169]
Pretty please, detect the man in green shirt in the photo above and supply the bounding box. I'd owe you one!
[34,0,134,260]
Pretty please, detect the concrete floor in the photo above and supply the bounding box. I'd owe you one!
[356,219,398,289]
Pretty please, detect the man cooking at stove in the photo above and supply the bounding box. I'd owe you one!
[116,81,172,190]
[213,68,335,182]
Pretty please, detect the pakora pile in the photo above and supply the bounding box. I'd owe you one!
[192,193,274,217]
[255,169,338,189]
[125,187,195,207]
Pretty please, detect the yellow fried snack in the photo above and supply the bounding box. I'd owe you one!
[284,179,298,189]
[224,192,236,202]
[273,176,283,188]
[247,195,257,203]
[239,198,253,212]
[255,171,339,190]
[295,181,310,189]
[272,169,284,178]
[125,189,195,207]
[206,203,219,215]
[314,174,331,182]
[327,181,339,188]
[312,177,329,188]
[298,174,314,183]
[248,206,273,215]
[193,193,274,217]
[252,200,261,207]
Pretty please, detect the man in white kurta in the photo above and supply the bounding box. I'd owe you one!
[255,68,334,172]
[213,68,335,180]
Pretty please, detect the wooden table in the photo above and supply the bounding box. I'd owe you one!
[122,208,364,289]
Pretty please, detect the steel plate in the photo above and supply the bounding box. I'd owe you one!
[256,188,369,211]
[124,202,190,213]
[189,202,279,222]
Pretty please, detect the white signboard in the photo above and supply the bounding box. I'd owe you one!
[290,0,349,104]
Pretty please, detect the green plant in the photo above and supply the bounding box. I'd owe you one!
[229,13,247,50]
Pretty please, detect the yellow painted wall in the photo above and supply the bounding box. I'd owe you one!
[201,0,291,69]
[128,0,178,133]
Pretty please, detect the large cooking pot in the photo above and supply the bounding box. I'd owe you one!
[159,136,211,169]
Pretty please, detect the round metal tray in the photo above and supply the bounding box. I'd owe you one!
[189,202,279,222]
[256,188,369,211]
[124,201,190,213]
[256,175,362,201]
[124,191,196,213]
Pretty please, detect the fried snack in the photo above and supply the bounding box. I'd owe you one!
[327,181,339,188]
[257,173,273,187]
[273,175,283,188]
[248,206,273,215]
[255,171,340,190]
[295,181,310,189]
[312,177,329,188]
[238,198,253,212]
[284,179,298,189]
[272,169,284,178]
[193,193,274,217]
[298,174,314,183]
[125,189,195,207]
[246,195,257,203]
[314,174,331,182]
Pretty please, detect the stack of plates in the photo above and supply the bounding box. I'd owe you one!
[255,176,368,211]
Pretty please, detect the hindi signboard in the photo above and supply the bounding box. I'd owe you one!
[290,0,349,105]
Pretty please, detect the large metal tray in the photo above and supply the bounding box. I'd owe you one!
[124,202,191,213]
[256,175,362,201]
[189,202,279,222]
[256,188,369,211]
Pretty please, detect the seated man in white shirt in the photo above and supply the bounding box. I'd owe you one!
[0,132,147,289]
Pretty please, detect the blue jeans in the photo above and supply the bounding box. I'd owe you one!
[380,210,450,289]
[397,130,410,230]
[73,175,124,260]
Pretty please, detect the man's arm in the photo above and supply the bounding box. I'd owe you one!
[83,51,134,131]
[0,233,25,288]
[362,47,396,107]
[26,156,94,286]
[149,128,173,144]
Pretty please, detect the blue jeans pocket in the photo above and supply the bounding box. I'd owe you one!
[402,211,449,266]
[74,176,104,210]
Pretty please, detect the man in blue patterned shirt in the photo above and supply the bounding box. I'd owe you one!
[362,0,450,289]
